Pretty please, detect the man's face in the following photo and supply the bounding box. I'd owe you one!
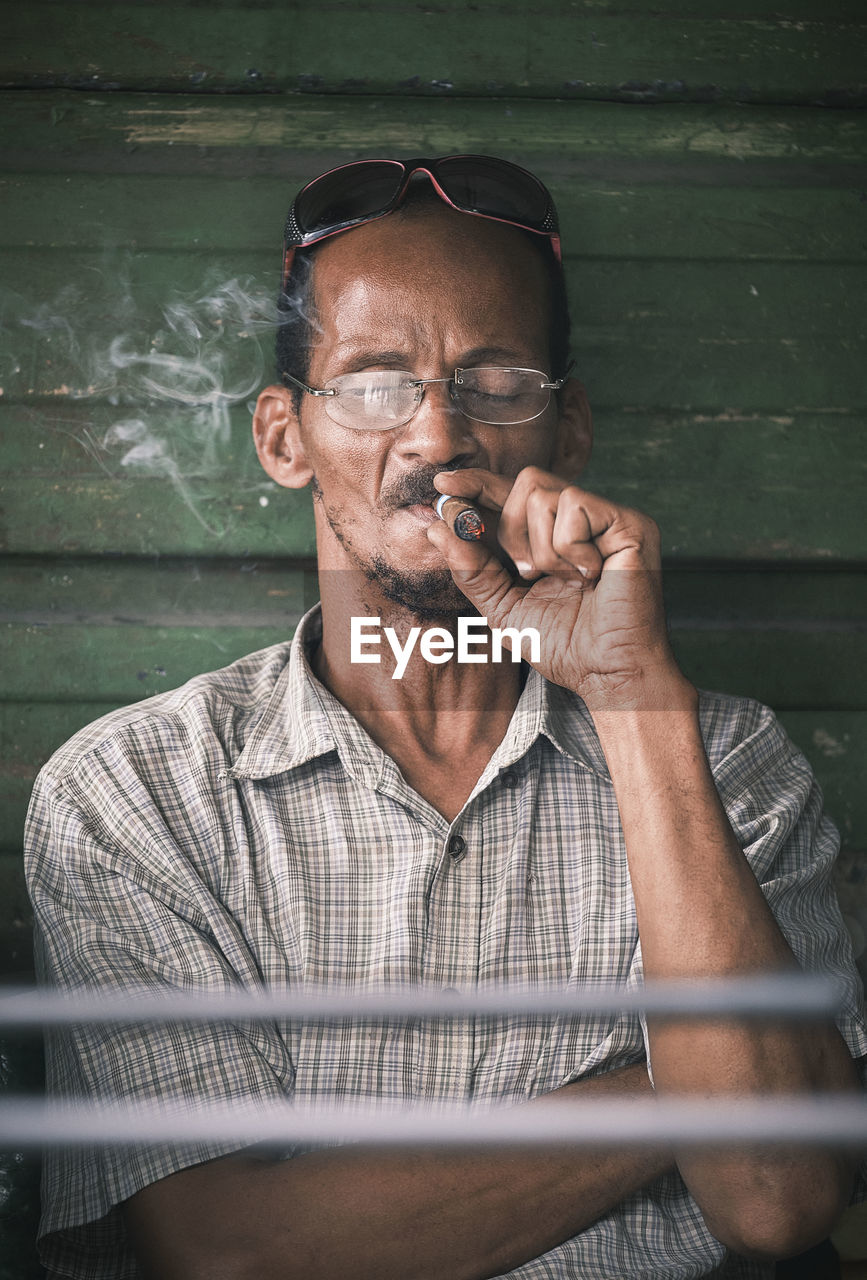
[271,203,584,618]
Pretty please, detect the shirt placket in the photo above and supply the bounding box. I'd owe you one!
[415,803,483,1104]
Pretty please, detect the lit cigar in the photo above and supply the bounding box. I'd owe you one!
[434,494,485,542]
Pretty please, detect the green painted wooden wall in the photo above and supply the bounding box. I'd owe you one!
[1,3,866,1275]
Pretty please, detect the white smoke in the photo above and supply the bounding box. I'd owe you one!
[3,262,295,535]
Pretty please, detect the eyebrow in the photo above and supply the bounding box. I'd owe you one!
[458,346,537,367]
[334,349,412,373]
[333,344,537,373]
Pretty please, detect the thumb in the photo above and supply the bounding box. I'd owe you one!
[426,520,526,627]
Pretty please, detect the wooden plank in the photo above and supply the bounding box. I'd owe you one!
[0,559,863,705]
[3,4,865,103]
[2,402,864,559]
[668,632,866,714]
[2,251,865,424]
[779,713,867,850]
[5,703,867,854]
[0,556,315,624]
[2,93,865,172]
[583,410,867,560]
[3,254,863,369]
[1,618,864,710]
[0,625,296,703]
[0,852,38,975]
[3,172,866,264]
[8,557,861,626]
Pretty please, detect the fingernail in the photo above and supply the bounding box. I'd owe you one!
[514,560,534,577]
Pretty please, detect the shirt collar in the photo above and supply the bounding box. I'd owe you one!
[229,604,610,784]
[228,605,338,780]
[541,677,611,780]
[475,665,610,784]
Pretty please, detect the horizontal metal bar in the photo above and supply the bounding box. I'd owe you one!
[2,1095,866,1151]
[0,976,842,1028]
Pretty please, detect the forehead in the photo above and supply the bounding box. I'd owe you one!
[309,205,551,358]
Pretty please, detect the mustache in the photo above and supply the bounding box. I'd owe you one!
[383,465,469,514]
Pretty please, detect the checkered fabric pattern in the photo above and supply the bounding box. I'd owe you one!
[25,606,867,1279]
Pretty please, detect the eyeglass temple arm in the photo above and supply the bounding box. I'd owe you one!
[542,358,576,390]
[281,371,336,397]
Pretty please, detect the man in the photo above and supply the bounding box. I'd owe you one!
[26,155,866,1279]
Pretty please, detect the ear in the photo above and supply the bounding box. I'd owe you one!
[252,385,314,489]
[551,377,593,480]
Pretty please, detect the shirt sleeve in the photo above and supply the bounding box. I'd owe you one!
[25,760,297,1280]
[708,698,867,1066]
[631,696,867,1173]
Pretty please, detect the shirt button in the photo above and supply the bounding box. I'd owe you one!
[501,770,519,789]
[448,834,466,858]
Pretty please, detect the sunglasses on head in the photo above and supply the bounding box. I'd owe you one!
[282,154,561,287]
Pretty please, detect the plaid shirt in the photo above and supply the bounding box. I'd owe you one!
[25,605,867,1280]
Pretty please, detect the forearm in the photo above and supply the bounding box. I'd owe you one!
[126,1063,671,1280]
[591,675,860,1255]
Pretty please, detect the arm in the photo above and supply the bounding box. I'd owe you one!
[593,684,861,1258]
[428,465,864,1260]
[124,1061,671,1280]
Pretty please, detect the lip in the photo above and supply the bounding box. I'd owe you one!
[399,502,439,525]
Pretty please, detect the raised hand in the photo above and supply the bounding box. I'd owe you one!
[427,466,689,710]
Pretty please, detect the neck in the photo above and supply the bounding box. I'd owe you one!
[312,567,523,819]
[316,574,523,724]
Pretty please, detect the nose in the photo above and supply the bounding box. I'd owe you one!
[393,379,480,469]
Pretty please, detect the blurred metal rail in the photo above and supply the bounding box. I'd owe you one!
[0,975,844,1027]
[4,975,861,1151]
[2,1095,866,1150]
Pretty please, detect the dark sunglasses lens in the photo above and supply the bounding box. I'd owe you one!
[294,161,406,235]
[437,155,550,225]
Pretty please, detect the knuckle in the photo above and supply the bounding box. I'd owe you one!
[551,529,575,560]
[533,549,561,572]
[515,464,554,494]
[620,506,659,548]
[639,514,661,551]
[526,486,554,517]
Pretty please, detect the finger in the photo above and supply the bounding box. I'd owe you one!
[525,485,573,575]
[497,468,566,578]
[426,519,527,625]
[433,467,513,514]
[549,485,656,568]
[551,495,605,581]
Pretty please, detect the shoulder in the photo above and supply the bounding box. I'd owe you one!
[31,640,295,800]
[696,688,816,795]
[24,641,299,897]
[697,689,793,770]
[547,679,796,784]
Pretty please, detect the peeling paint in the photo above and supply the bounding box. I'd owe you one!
[115,104,864,163]
[812,728,849,758]
[690,412,794,425]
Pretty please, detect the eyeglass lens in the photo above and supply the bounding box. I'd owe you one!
[322,369,552,430]
[436,157,548,222]
[295,161,405,234]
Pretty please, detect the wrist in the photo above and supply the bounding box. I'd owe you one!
[580,663,698,718]
[588,678,712,820]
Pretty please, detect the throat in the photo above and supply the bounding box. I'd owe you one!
[380,716,513,822]
[310,611,526,820]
